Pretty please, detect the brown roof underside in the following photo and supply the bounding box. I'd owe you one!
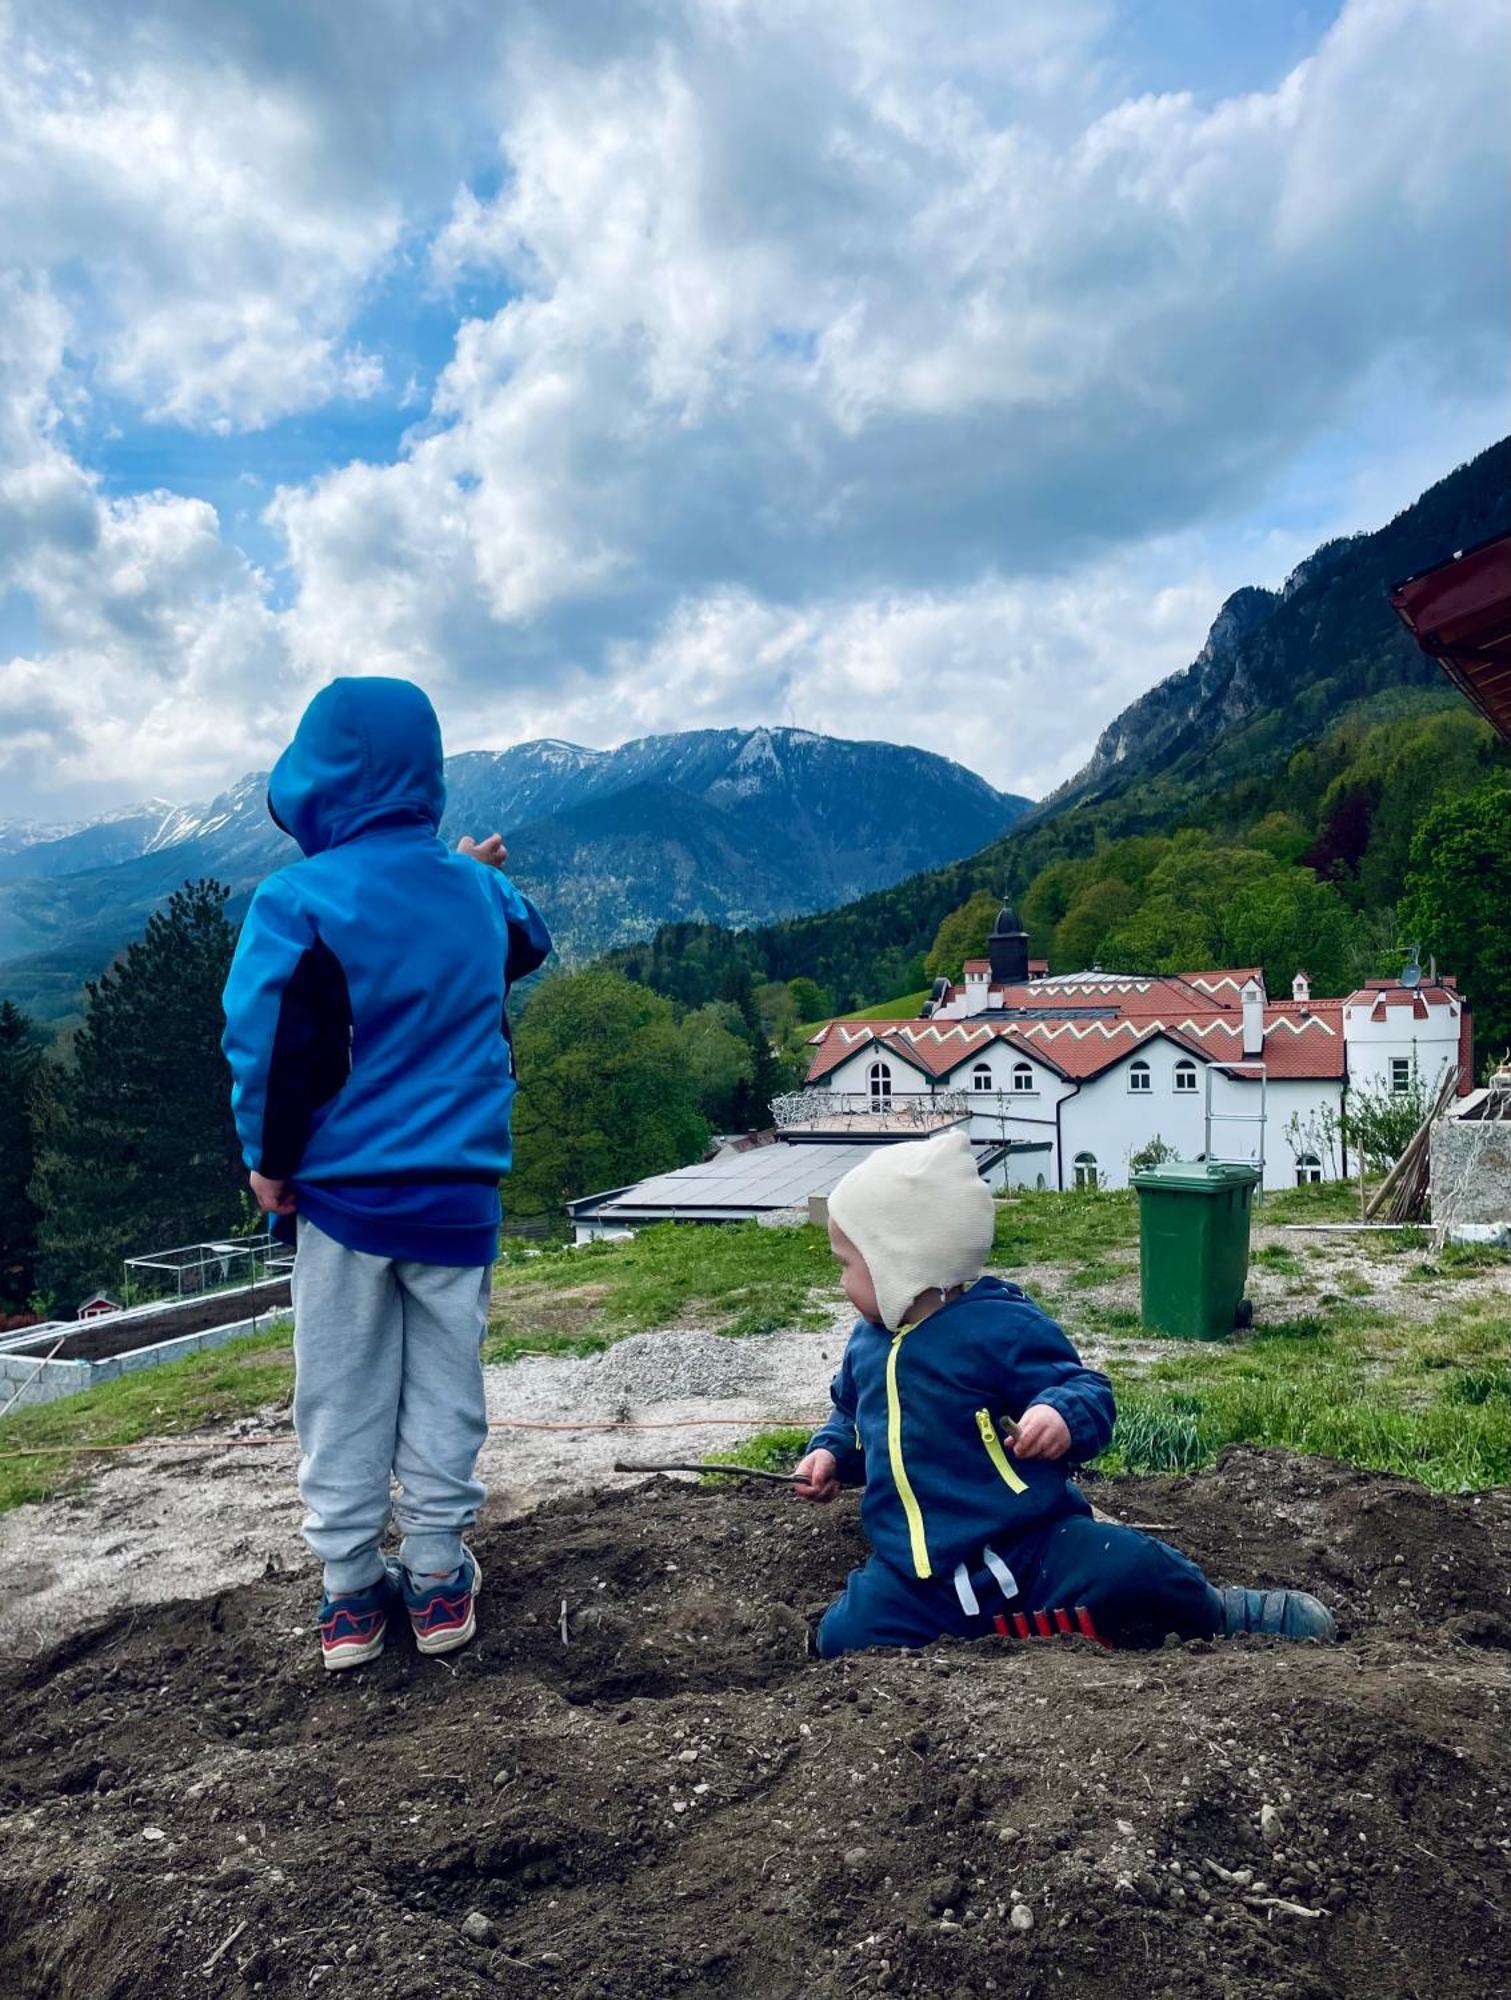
[1391,531,1511,744]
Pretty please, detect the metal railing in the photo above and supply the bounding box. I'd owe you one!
[772,1090,972,1127]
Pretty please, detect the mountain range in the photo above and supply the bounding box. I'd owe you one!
[608,435,1511,1011]
[0,729,1031,1026]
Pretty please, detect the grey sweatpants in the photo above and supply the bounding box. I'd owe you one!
[291,1217,492,1596]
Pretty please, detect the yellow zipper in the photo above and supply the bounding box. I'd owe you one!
[976,1408,1029,1495]
[886,1331,932,1579]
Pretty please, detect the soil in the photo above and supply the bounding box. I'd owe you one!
[1,1447,1507,2000]
[0,1324,853,1659]
[15,1282,293,1363]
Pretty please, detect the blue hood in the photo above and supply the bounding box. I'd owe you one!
[268,678,446,857]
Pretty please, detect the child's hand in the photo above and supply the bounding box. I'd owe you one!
[249,1171,297,1216]
[793,1449,839,1502]
[458,833,508,869]
[1009,1404,1072,1460]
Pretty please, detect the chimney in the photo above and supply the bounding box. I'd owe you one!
[1291,969,1310,1005]
[1241,978,1264,1059]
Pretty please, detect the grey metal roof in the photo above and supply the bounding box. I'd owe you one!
[575,1137,1022,1221]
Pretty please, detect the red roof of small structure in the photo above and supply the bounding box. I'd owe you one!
[1391,530,1511,744]
[1342,983,1462,1018]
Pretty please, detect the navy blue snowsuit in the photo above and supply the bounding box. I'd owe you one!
[806,1277,1220,1656]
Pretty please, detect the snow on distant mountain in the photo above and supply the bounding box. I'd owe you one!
[0,728,1031,1020]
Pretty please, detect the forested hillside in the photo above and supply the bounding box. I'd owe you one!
[608,440,1511,1048]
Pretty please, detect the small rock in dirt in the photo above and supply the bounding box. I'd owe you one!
[996,1824,1020,1844]
[1260,1804,1285,1847]
[1010,1903,1034,1933]
[94,1769,118,1795]
[928,1874,964,1914]
[842,1847,869,1875]
[460,1911,496,1945]
[141,1826,166,1842]
[492,1768,511,1789]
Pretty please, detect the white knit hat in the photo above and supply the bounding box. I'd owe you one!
[826,1129,995,1331]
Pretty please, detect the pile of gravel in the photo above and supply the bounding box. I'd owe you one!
[589,1330,800,1406]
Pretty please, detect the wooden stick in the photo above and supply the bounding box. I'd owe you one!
[613,1458,801,1484]
[203,1919,248,1974]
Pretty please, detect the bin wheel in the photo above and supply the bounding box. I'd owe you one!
[1234,1297,1254,1331]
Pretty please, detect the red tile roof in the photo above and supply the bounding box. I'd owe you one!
[804,1002,1348,1085]
[1342,984,1462,1019]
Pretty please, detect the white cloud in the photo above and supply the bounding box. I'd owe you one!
[0,0,1506,823]
[275,0,1507,713]
[0,5,411,431]
[458,542,1276,799]
[0,281,298,811]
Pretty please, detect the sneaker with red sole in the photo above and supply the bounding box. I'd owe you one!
[402,1545,481,1655]
[318,1565,400,1672]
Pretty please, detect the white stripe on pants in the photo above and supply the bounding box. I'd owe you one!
[291,1217,492,1595]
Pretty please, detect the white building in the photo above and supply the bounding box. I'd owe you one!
[802,904,1471,1193]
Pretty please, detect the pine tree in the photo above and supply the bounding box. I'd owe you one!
[31,881,246,1312]
[719,963,786,1128]
[0,1000,44,1311]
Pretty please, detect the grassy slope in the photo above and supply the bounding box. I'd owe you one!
[0,1325,294,1513]
[2,1186,1506,1514]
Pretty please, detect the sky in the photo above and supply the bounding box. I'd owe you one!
[0,0,1506,824]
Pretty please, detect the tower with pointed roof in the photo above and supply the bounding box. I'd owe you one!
[987,895,1029,987]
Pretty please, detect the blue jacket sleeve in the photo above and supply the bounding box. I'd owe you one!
[986,1304,1116,1464]
[806,1341,867,1485]
[222,874,352,1178]
[494,874,552,986]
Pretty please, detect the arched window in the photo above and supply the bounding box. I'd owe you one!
[972,1062,993,1092]
[1128,1059,1152,1094]
[1073,1152,1099,1191]
[1011,1061,1035,1093]
[868,1060,892,1107]
[1295,1152,1322,1185]
[1173,1060,1198,1094]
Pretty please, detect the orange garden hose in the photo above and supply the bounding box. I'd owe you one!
[0,1413,825,1461]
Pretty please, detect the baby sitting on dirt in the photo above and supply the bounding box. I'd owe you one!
[795,1132,1335,1657]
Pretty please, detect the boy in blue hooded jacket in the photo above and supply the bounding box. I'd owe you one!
[796,1133,1335,1657]
[222,677,550,1670]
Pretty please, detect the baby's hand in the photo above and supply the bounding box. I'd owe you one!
[1009,1404,1071,1460]
[793,1449,839,1502]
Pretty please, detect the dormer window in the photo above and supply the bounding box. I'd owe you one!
[1128,1059,1152,1094]
[868,1060,893,1107]
[1174,1060,1198,1094]
[1011,1061,1035,1093]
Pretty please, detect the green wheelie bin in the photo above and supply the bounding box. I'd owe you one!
[1130,1160,1261,1340]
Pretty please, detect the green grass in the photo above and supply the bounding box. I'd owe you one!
[1098,1291,1511,1491]
[1251,1243,1302,1275]
[1260,1179,1377,1224]
[483,1220,841,1363]
[992,1188,1138,1267]
[704,1427,812,1479]
[1100,1376,1508,1491]
[839,991,931,1021]
[0,1325,294,1514]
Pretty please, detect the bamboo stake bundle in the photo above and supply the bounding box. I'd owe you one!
[1364,1065,1460,1224]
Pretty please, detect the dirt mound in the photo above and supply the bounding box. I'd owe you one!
[0,1448,1507,2000]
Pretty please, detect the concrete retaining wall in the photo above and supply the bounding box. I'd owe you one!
[0,1308,294,1412]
